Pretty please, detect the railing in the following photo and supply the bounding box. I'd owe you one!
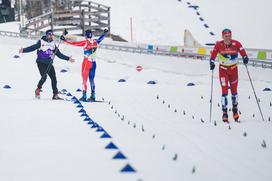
[100,43,272,68]
[23,0,111,36]
[0,30,39,39]
[25,11,53,28]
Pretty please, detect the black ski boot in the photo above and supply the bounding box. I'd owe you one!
[232,105,240,123]
[222,108,229,123]
[87,91,96,102]
[52,94,63,100]
[79,91,87,102]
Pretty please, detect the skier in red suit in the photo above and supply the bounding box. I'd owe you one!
[210,28,249,123]
[61,29,108,101]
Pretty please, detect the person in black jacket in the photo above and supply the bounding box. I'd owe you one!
[19,29,75,100]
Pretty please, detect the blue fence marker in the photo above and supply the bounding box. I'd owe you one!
[113,151,127,159]
[101,132,111,138]
[3,85,11,89]
[118,79,126,83]
[187,83,195,86]
[120,164,136,173]
[147,80,157,85]
[105,142,118,149]
[60,69,68,73]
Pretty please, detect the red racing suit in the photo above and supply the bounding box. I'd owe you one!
[210,40,247,96]
[65,39,98,92]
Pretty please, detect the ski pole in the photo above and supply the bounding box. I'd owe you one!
[209,70,214,123]
[245,64,265,121]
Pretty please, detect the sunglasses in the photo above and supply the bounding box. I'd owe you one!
[46,32,54,36]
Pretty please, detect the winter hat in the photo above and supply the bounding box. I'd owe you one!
[85,30,92,38]
[45,29,54,36]
[222,28,232,36]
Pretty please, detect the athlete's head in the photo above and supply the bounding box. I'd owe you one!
[222,28,232,44]
[45,29,54,41]
[85,30,92,39]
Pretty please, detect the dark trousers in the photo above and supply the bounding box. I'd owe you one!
[37,62,58,94]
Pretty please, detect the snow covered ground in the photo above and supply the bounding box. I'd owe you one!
[0,22,21,33]
[0,35,272,181]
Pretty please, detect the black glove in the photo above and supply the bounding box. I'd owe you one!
[63,29,68,35]
[210,60,215,70]
[243,56,249,64]
[60,35,66,41]
[104,29,109,33]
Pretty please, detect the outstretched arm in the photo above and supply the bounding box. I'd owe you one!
[96,30,108,44]
[21,40,41,53]
[55,47,70,61]
[64,39,86,47]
